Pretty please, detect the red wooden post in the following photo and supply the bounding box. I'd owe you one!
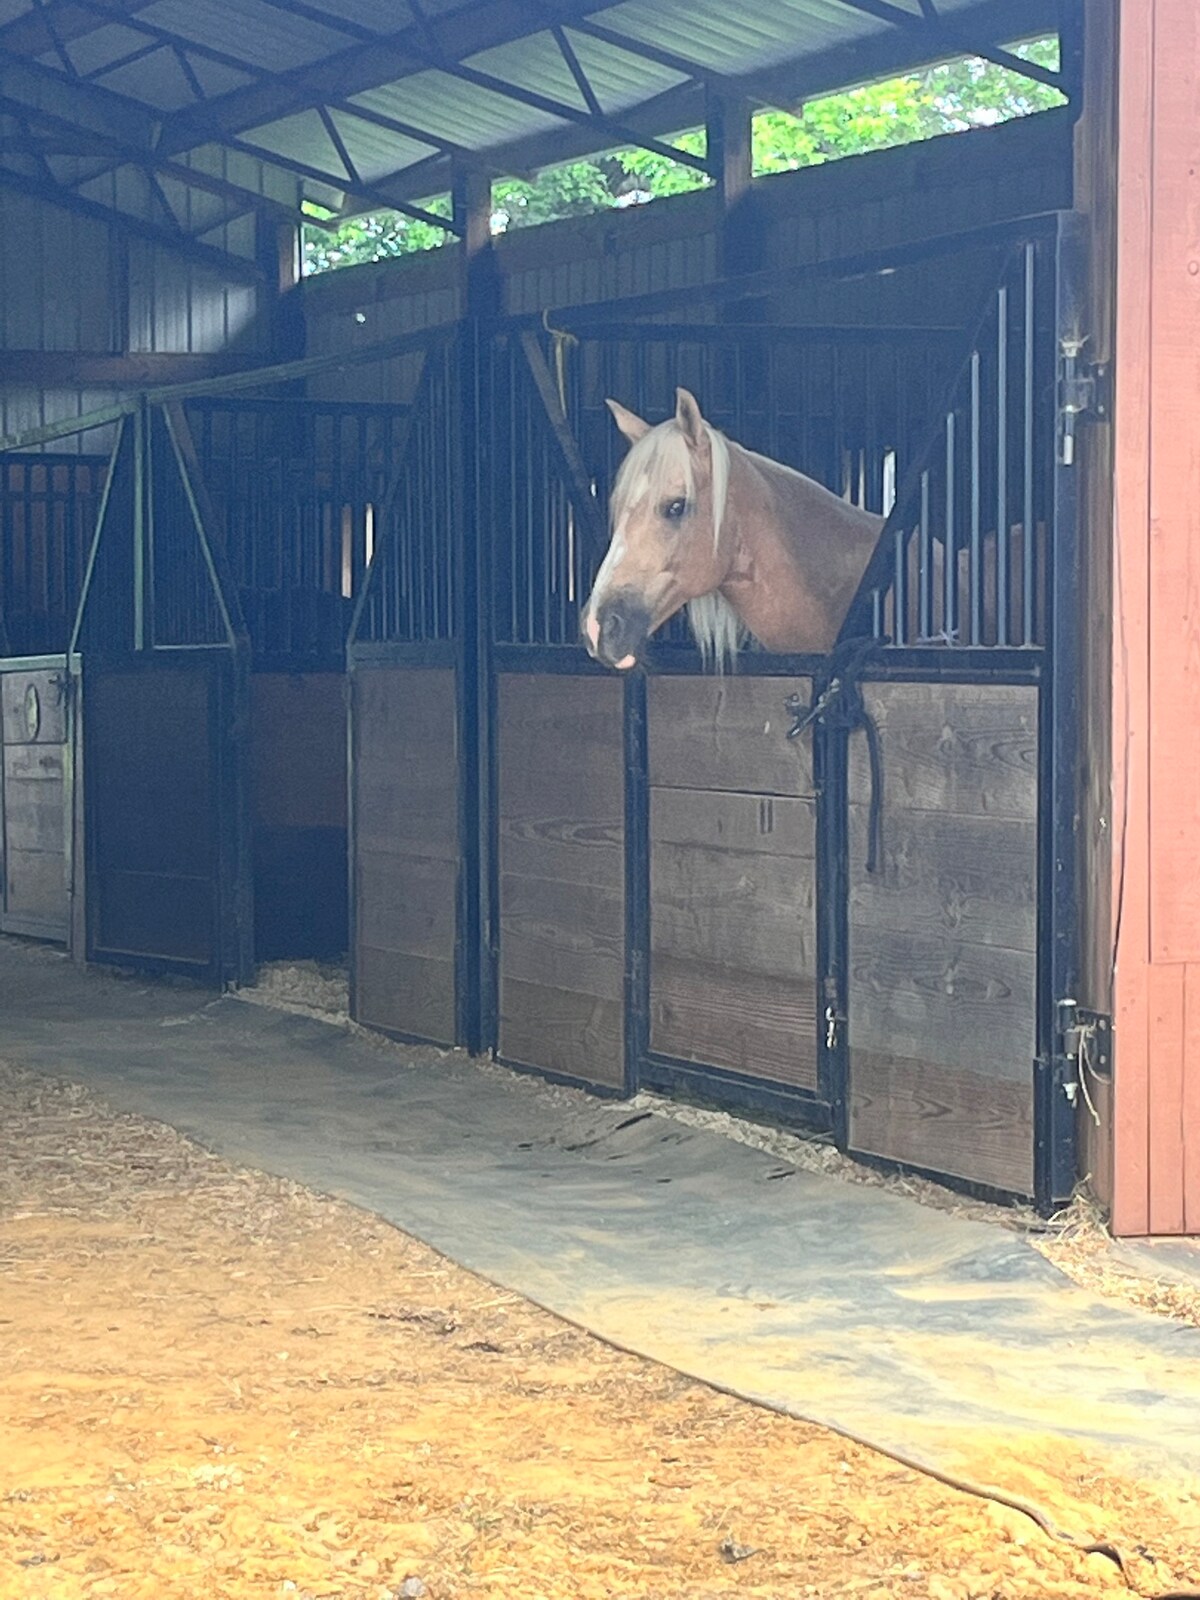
[1111,0,1200,1234]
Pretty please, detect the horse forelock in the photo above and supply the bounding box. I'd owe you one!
[611,419,730,550]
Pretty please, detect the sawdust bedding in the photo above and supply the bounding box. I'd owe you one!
[2,1057,1199,1600]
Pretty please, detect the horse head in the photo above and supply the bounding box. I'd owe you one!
[580,387,736,671]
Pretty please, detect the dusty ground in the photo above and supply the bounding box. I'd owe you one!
[3,1059,1200,1600]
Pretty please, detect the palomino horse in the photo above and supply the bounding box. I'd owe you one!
[580,387,1035,670]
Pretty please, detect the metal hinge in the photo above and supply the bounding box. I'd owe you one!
[1058,341,1112,465]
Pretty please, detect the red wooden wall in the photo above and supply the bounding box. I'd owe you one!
[1112,0,1200,1234]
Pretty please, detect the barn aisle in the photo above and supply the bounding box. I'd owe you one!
[2,935,1199,1582]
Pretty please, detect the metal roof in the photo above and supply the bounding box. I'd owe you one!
[0,0,1065,280]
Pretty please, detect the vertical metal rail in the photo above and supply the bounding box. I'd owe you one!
[623,671,650,1095]
[1036,211,1087,1210]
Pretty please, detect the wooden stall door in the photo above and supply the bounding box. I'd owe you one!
[496,674,625,1090]
[648,678,820,1095]
[350,664,459,1045]
[84,653,245,981]
[847,683,1039,1197]
[0,660,69,941]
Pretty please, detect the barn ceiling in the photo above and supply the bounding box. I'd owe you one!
[0,0,1065,277]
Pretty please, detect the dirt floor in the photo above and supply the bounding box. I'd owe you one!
[3,1058,1200,1600]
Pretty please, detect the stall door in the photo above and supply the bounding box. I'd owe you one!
[84,652,247,982]
[0,659,69,940]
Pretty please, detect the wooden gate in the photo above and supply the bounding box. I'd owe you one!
[346,336,461,1044]
[71,405,250,983]
[0,658,69,940]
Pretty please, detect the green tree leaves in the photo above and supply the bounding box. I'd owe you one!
[302,38,1063,276]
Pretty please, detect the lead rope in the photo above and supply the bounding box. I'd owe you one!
[541,309,577,421]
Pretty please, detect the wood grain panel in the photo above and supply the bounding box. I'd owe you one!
[355,947,456,1044]
[651,954,818,1091]
[352,666,459,1045]
[652,788,815,860]
[651,839,817,979]
[500,873,623,1001]
[648,677,814,796]
[1148,0,1200,964]
[499,978,624,1089]
[3,749,65,852]
[848,803,1036,953]
[3,849,67,930]
[848,682,1037,1189]
[850,1050,1034,1195]
[1148,962,1187,1235]
[850,683,1038,820]
[1110,0,1155,1234]
[497,674,625,1090]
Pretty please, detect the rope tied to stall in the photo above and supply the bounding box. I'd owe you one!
[786,634,885,876]
[541,309,578,422]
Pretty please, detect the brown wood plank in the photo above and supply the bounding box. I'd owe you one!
[1148,962,1186,1235]
[251,673,346,831]
[649,677,815,796]
[849,1049,1033,1196]
[499,873,623,1002]
[2,773,65,853]
[498,806,623,890]
[4,744,64,784]
[354,947,455,1045]
[651,953,818,1091]
[356,849,457,960]
[1,669,67,745]
[1110,0,1154,1235]
[652,788,815,860]
[499,978,624,1089]
[848,804,1037,953]
[850,926,1035,1083]
[354,763,460,860]
[851,683,1038,821]
[651,841,816,980]
[1148,0,1200,965]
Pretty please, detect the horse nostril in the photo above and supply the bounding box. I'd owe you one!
[601,609,625,646]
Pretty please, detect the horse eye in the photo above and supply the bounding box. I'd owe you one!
[662,497,687,521]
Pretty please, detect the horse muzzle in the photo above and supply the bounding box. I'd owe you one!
[580,594,653,671]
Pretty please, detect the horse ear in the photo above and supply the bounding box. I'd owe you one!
[675,387,705,447]
[605,398,651,443]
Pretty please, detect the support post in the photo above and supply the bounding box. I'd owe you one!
[452,167,498,1057]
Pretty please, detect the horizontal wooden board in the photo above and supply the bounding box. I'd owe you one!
[849,1049,1033,1196]
[1,669,66,746]
[848,803,1036,953]
[850,683,1038,821]
[850,925,1035,1083]
[649,677,815,796]
[5,744,64,784]
[652,787,815,860]
[499,872,624,1001]
[2,772,65,852]
[499,978,624,1090]
[651,841,816,980]
[357,849,456,961]
[353,665,457,757]
[498,807,623,891]
[252,673,346,831]
[355,946,455,1046]
[651,954,819,1091]
[354,763,460,861]
[498,673,624,773]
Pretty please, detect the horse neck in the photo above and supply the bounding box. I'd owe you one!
[719,443,884,653]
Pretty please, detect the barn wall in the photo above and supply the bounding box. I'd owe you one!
[0,185,279,452]
[1111,0,1200,1236]
[301,108,1076,408]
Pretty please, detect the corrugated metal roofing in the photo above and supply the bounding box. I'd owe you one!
[0,0,1064,257]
